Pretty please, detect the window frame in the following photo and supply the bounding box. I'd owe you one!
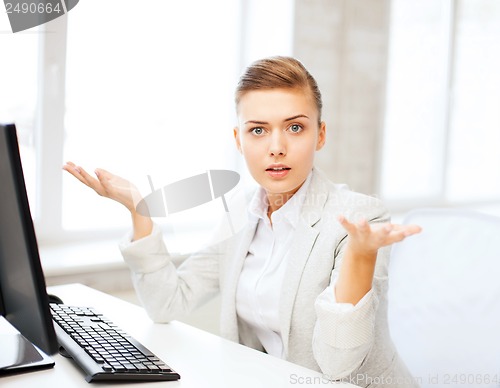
[380,0,500,214]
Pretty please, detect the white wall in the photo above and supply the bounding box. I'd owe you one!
[293,0,390,196]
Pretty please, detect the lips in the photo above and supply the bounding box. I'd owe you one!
[266,164,291,172]
[266,164,291,178]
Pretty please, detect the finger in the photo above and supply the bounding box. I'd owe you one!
[63,161,81,172]
[96,168,136,200]
[62,163,88,185]
[385,225,422,244]
[391,224,422,237]
[95,168,129,190]
[388,229,408,243]
[94,168,116,182]
[369,222,392,235]
[62,161,78,172]
[62,163,76,175]
[358,218,370,233]
[94,168,115,192]
[383,223,393,234]
[337,215,357,235]
[76,166,97,184]
[404,224,422,236]
[76,166,106,195]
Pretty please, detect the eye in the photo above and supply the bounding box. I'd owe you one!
[251,127,264,135]
[288,124,303,133]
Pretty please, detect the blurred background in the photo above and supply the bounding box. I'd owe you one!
[1,0,499,332]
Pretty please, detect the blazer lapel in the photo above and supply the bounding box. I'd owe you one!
[279,169,328,356]
[219,219,258,342]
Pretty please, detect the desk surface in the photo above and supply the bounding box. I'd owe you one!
[2,284,359,387]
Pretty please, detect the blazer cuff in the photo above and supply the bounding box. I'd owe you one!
[119,224,170,274]
[314,285,377,349]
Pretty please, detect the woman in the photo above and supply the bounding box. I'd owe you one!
[64,56,420,387]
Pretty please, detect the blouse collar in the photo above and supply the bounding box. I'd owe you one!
[248,170,313,229]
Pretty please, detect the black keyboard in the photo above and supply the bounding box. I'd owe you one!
[50,304,180,382]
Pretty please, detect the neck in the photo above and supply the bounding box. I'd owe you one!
[264,175,310,219]
[266,192,294,219]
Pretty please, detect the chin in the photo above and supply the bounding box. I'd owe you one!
[263,180,302,195]
[252,170,304,193]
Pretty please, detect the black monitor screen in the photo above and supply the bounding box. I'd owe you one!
[0,123,58,355]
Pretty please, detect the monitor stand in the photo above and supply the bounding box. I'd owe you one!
[0,316,54,376]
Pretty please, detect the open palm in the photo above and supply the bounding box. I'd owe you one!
[338,215,422,255]
[63,162,142,213]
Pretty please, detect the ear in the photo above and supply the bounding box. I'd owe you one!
[316,121,326,151]
[233,127,242,154]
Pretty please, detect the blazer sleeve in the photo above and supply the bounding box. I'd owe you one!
[119,224,221,323]
[311,205,391,380]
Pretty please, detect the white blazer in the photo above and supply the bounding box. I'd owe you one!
[120,168,418,387]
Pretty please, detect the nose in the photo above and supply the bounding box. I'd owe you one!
[269,130,286,157]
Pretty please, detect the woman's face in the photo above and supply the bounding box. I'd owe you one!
[234,88,326,202]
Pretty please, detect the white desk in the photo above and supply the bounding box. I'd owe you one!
[2,284,359,387]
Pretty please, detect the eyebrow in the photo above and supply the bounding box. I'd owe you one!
[244,114,310,125]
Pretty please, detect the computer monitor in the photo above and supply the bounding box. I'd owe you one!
[0,123,58,355]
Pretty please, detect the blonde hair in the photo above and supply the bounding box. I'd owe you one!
[235,56,323,123]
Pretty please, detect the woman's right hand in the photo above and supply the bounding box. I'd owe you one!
[63,162,153,240]
[62,162,142,213]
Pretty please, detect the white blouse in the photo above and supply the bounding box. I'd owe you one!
[235,173,312,358]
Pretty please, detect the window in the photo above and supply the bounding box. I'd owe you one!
[62,0,242,234]
[2,0,295,252]
[0,13,39,216]
[381,0,500,209]
[446,0,500,202]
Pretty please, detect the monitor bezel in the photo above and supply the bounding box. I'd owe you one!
[0,123,58,355]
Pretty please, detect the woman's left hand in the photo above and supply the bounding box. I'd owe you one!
[338,215,422,257]
[335,216,421,304]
